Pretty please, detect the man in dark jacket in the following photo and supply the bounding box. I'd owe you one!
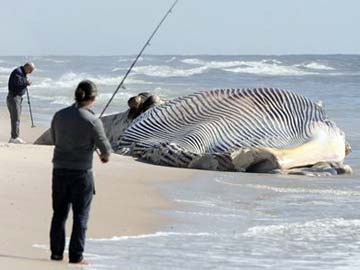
[7,62,35,143]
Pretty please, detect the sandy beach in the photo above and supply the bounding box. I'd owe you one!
[0,108,197,269]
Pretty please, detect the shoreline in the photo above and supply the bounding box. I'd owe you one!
[0,108,198,269]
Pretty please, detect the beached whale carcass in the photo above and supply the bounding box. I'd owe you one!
[116,88,351,175]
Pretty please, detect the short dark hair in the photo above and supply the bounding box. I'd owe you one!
[75,80,98,103]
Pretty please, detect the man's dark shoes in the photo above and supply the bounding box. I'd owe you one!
[69,256,89,265]
[51,254,63,261]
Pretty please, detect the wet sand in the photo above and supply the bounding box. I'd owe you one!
[0,108,197,269]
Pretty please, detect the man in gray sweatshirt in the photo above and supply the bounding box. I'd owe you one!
[50,80,111,264]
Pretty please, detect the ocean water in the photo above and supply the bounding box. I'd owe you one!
[85,174,360,270]
[1,55,359,269]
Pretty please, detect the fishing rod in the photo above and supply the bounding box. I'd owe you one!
[99,0,179,117]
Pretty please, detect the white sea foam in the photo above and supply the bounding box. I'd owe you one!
[215,179,360,196]
[175,210,243,218]
[128,59,334,77]
[182,58,317,76]
[0,67,13,74]
[89,75,148,86]
[29,94,71,105]
[97,92,133,102]
[30,91,133,106]
[27,94,73,106]
[224,62,316,76]
[174,199,216,207]
[299,62,335,70]
[88,232,214,242]
[31,72,150,89]
[31,75,76,89]
[50,96,73,105]
[133,65,208,77]
[182,58,247,68]
[244,218,360,238]
[181,58,205,65]
[0,73,7,92]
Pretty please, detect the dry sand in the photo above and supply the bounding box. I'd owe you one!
[0,108,197,269]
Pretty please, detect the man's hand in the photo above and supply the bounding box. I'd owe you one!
[26,78,32,86]
[99,153,110,163]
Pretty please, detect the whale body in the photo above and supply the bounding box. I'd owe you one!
[116,88,350,175]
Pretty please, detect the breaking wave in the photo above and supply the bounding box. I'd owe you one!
[131,58,337,78]
[0,66,13,74]
[31,72,150,89]
[182,58,268,69]
[133,65,208,77]
[298,61,335,70]
[224,63,315,76]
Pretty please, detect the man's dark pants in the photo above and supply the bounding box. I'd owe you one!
[6,95,22,139]
[50,168,94,263]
